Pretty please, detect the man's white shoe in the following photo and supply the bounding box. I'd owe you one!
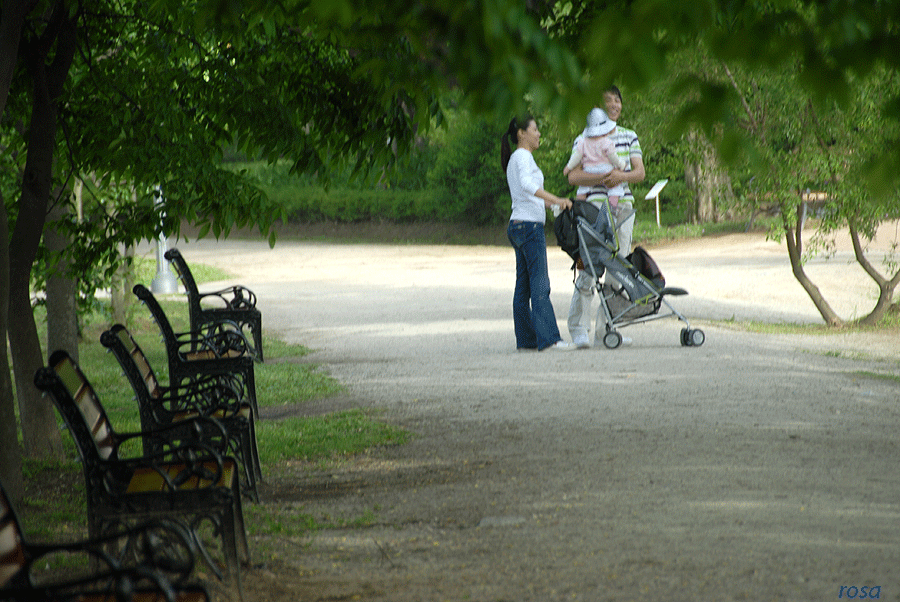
[543,341,576,351]
[573,334,591,349]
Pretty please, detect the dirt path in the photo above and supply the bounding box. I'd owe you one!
[168,230,899,602]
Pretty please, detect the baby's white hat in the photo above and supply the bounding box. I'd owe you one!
[585,107,616,137]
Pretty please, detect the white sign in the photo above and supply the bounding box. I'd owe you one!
[645,178,669,200]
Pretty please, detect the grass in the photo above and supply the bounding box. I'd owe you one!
[18,267,410,547]
[714,315,900,336]
[255,359,343,407]
[257,409,410,466]
[245,504,379,540]
[713,319,836,335]
[633,216,761,246]
[853,371,900,383]
[712,316,900,369]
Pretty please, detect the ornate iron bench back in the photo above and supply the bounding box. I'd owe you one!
[100,325,174,454]
[164,248,201,302]
[105,322,161,391]
[49,352,118,462]
[163,248,263,362]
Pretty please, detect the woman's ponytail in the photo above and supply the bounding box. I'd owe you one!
[500,114,532,173]
[500,117,518,173]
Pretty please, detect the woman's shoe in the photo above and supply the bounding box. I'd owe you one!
[543,341,575,351]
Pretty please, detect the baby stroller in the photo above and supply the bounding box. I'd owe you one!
[573,200,705,349]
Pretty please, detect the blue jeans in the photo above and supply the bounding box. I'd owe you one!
[507,221,562,350]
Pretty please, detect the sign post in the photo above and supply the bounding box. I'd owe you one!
[644,179,669,228]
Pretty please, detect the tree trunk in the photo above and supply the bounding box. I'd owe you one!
[10,7,77,460]
[0,0,39,506]
[782,208,843,327]
[0,195,24,503]
[0,1,34,120]
[684,132,732,224]
[10,72,64,460]
[848,221,900,326]
[111,187,136,325]
[46,196,80,362]
[111,245,135,325]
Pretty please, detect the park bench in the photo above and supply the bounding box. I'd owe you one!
[1,479,211,602]
[101,324,261,502]
[132,284,259,420]
[33,350,250,598]
[164,248,264,362]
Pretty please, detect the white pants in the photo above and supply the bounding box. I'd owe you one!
[567,201,635,342]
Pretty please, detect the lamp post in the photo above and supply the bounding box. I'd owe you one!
[150,186,178,294]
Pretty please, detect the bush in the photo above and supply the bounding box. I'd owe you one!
[282,186,436,223]
[226,160,437,223]
[388,140,439,191]
[427,116,509,226]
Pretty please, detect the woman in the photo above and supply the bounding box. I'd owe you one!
[501,114,574,352]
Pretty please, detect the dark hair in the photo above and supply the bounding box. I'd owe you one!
[500,113,534,173]
[605,85,623,102]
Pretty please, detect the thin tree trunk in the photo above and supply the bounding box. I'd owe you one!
[782,208,843,327]
[46,194,80,362]
[848,220,900,326]
[111,246,136,325]
[111,187,136,325]
[0,194,24,502]
[0,0,39,506]
[10,69,64,460]
[10,5,77,459]
[0,1,35,120]
[685,132,729,224]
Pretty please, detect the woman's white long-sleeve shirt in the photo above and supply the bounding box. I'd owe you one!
[506,148,546,224]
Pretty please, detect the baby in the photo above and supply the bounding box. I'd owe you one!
[563,107,626,208]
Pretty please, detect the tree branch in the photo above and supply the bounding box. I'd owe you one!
[848,219,885,286]
[723,62,758,136]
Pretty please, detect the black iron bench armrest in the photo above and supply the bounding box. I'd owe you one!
[114,415,229,454]
[24,519,196,581]
[155,379,246,418]
[6,566,198,602]
[196,285,257,310]
[172,327,249,360]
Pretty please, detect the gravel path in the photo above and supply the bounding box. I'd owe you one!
[166,230,899,602]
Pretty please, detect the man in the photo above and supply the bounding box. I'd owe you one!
[566,86,646,348]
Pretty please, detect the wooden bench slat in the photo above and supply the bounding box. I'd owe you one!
[126,461,235,493]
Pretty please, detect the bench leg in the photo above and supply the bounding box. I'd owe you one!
[251,322,263,363]
[221,503,245,602]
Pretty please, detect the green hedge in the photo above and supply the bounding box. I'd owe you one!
[279,184,437,223]
[226,107,691,230]
[224,161,431,223]
[425,116,511,226]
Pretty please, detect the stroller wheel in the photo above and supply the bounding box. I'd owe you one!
[602,331,623,349]
[681,328,705,347]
